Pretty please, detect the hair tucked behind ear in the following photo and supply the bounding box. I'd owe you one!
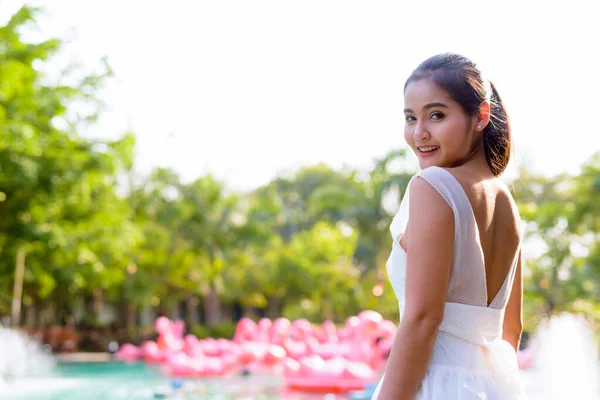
[405,53,512,176]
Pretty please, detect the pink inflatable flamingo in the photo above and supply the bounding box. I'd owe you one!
[172,320,185,338]
[284,353,377,392]
[290,319,313,341]
[338,315,360,342]
[321,320,339,344]
[166,351,231,377]
[257,318,272,342]
[347,310,383,369]
[283,337,309,359]
[141,340,164,363]
[271,318,291,346]
[374,319,396,367]
[156,317,184,353]
[233,317,258,343]
[115,343,142,362]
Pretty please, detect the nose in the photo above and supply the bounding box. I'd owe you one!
[413,121,430,140]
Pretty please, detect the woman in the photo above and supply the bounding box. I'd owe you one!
[372,53,526,399]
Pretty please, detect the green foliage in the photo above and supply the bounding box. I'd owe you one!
[190,323,236,339]
[0,6,137,317]
[209,322,237,339]
[190,325,211,340]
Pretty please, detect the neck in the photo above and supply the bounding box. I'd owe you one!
[463,147,496,178]
[449,137,496,178]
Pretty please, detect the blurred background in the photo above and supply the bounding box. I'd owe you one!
[0,1,599,399]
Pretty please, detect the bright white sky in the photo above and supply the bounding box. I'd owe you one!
[1,0,599,190]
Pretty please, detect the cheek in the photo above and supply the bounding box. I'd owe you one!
[436,119,470,149]
[404,127,413,147]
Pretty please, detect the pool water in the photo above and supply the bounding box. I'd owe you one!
[0,361,594,400]
[0,361,355,400]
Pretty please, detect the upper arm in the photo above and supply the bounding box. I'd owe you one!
[503,249,524,349]
[403,176,454,324]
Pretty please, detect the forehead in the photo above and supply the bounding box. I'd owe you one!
[404,78,456,110]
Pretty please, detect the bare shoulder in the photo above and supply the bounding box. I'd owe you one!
[408,173,454,246]
[495,180,522,236]
[410,173,453,214]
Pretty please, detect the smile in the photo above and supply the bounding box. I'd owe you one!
[416,146,439,158]
[418,146,439,153]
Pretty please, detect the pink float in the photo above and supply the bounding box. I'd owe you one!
[517,344,536,369]
[115,343,142,362]
[116,310,396,387]
[283,355,377,393]
[282,311,387,393]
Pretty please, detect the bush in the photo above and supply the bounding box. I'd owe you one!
[189,323,236,339]
[209,322,236,339]
[190,325,211,339]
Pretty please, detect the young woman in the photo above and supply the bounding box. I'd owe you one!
[372,53,526,399]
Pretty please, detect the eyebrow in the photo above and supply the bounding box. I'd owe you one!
[404,102,449,113]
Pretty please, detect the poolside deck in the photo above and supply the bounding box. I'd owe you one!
[56,352,112,363]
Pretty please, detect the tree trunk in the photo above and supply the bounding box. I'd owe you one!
[266,299,282,319]
[169,304,180,321]
[93,288,104,322]
[185,297,199,328]
[242,304,255,320]
[222,303,232,323]
[45,303,57,327]
[203,288,222,326]
[25,304,36,329]
[323,294,334,321]
[159,304,169,318]
[126,302,137,338]
[11,246,26,327]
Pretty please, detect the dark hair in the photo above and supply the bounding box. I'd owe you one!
[404,53,511,176]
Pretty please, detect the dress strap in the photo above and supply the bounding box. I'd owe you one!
[417,167,475,215]
[389,176,415,241]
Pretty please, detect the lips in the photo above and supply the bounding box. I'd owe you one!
[416,145,440,158]
[418,146,439,153]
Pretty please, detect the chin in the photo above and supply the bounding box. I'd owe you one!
[418,159,439,170]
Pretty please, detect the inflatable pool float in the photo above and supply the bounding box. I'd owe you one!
[283,356,376,393]
[286,376,373,393]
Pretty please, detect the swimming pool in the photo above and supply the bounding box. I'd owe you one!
[0,361,591,400]
[0,361,359,400]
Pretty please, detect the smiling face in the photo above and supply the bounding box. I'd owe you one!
[403,78,481,170]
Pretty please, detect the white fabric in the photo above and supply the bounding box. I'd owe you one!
[372,166,526,399]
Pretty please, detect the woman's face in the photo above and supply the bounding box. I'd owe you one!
[403,78,479,170]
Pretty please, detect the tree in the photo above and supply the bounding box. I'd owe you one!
[0,6,137,326]
[513,163,600,331]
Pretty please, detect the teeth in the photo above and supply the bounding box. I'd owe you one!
[419,146,439,152]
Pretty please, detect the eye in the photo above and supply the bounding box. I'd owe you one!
[430,112,444,120]
[405,115,416,122]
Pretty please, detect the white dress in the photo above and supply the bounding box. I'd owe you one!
[372,166,527,399]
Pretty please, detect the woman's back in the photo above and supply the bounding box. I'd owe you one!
[398,166,521,309]
[445,166,521,306]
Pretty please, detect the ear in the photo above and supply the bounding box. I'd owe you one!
[475,101,491,131]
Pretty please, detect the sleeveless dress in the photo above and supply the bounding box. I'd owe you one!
[371,166,527,399]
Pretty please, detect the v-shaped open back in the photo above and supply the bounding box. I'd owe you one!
[394,166,520,310]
